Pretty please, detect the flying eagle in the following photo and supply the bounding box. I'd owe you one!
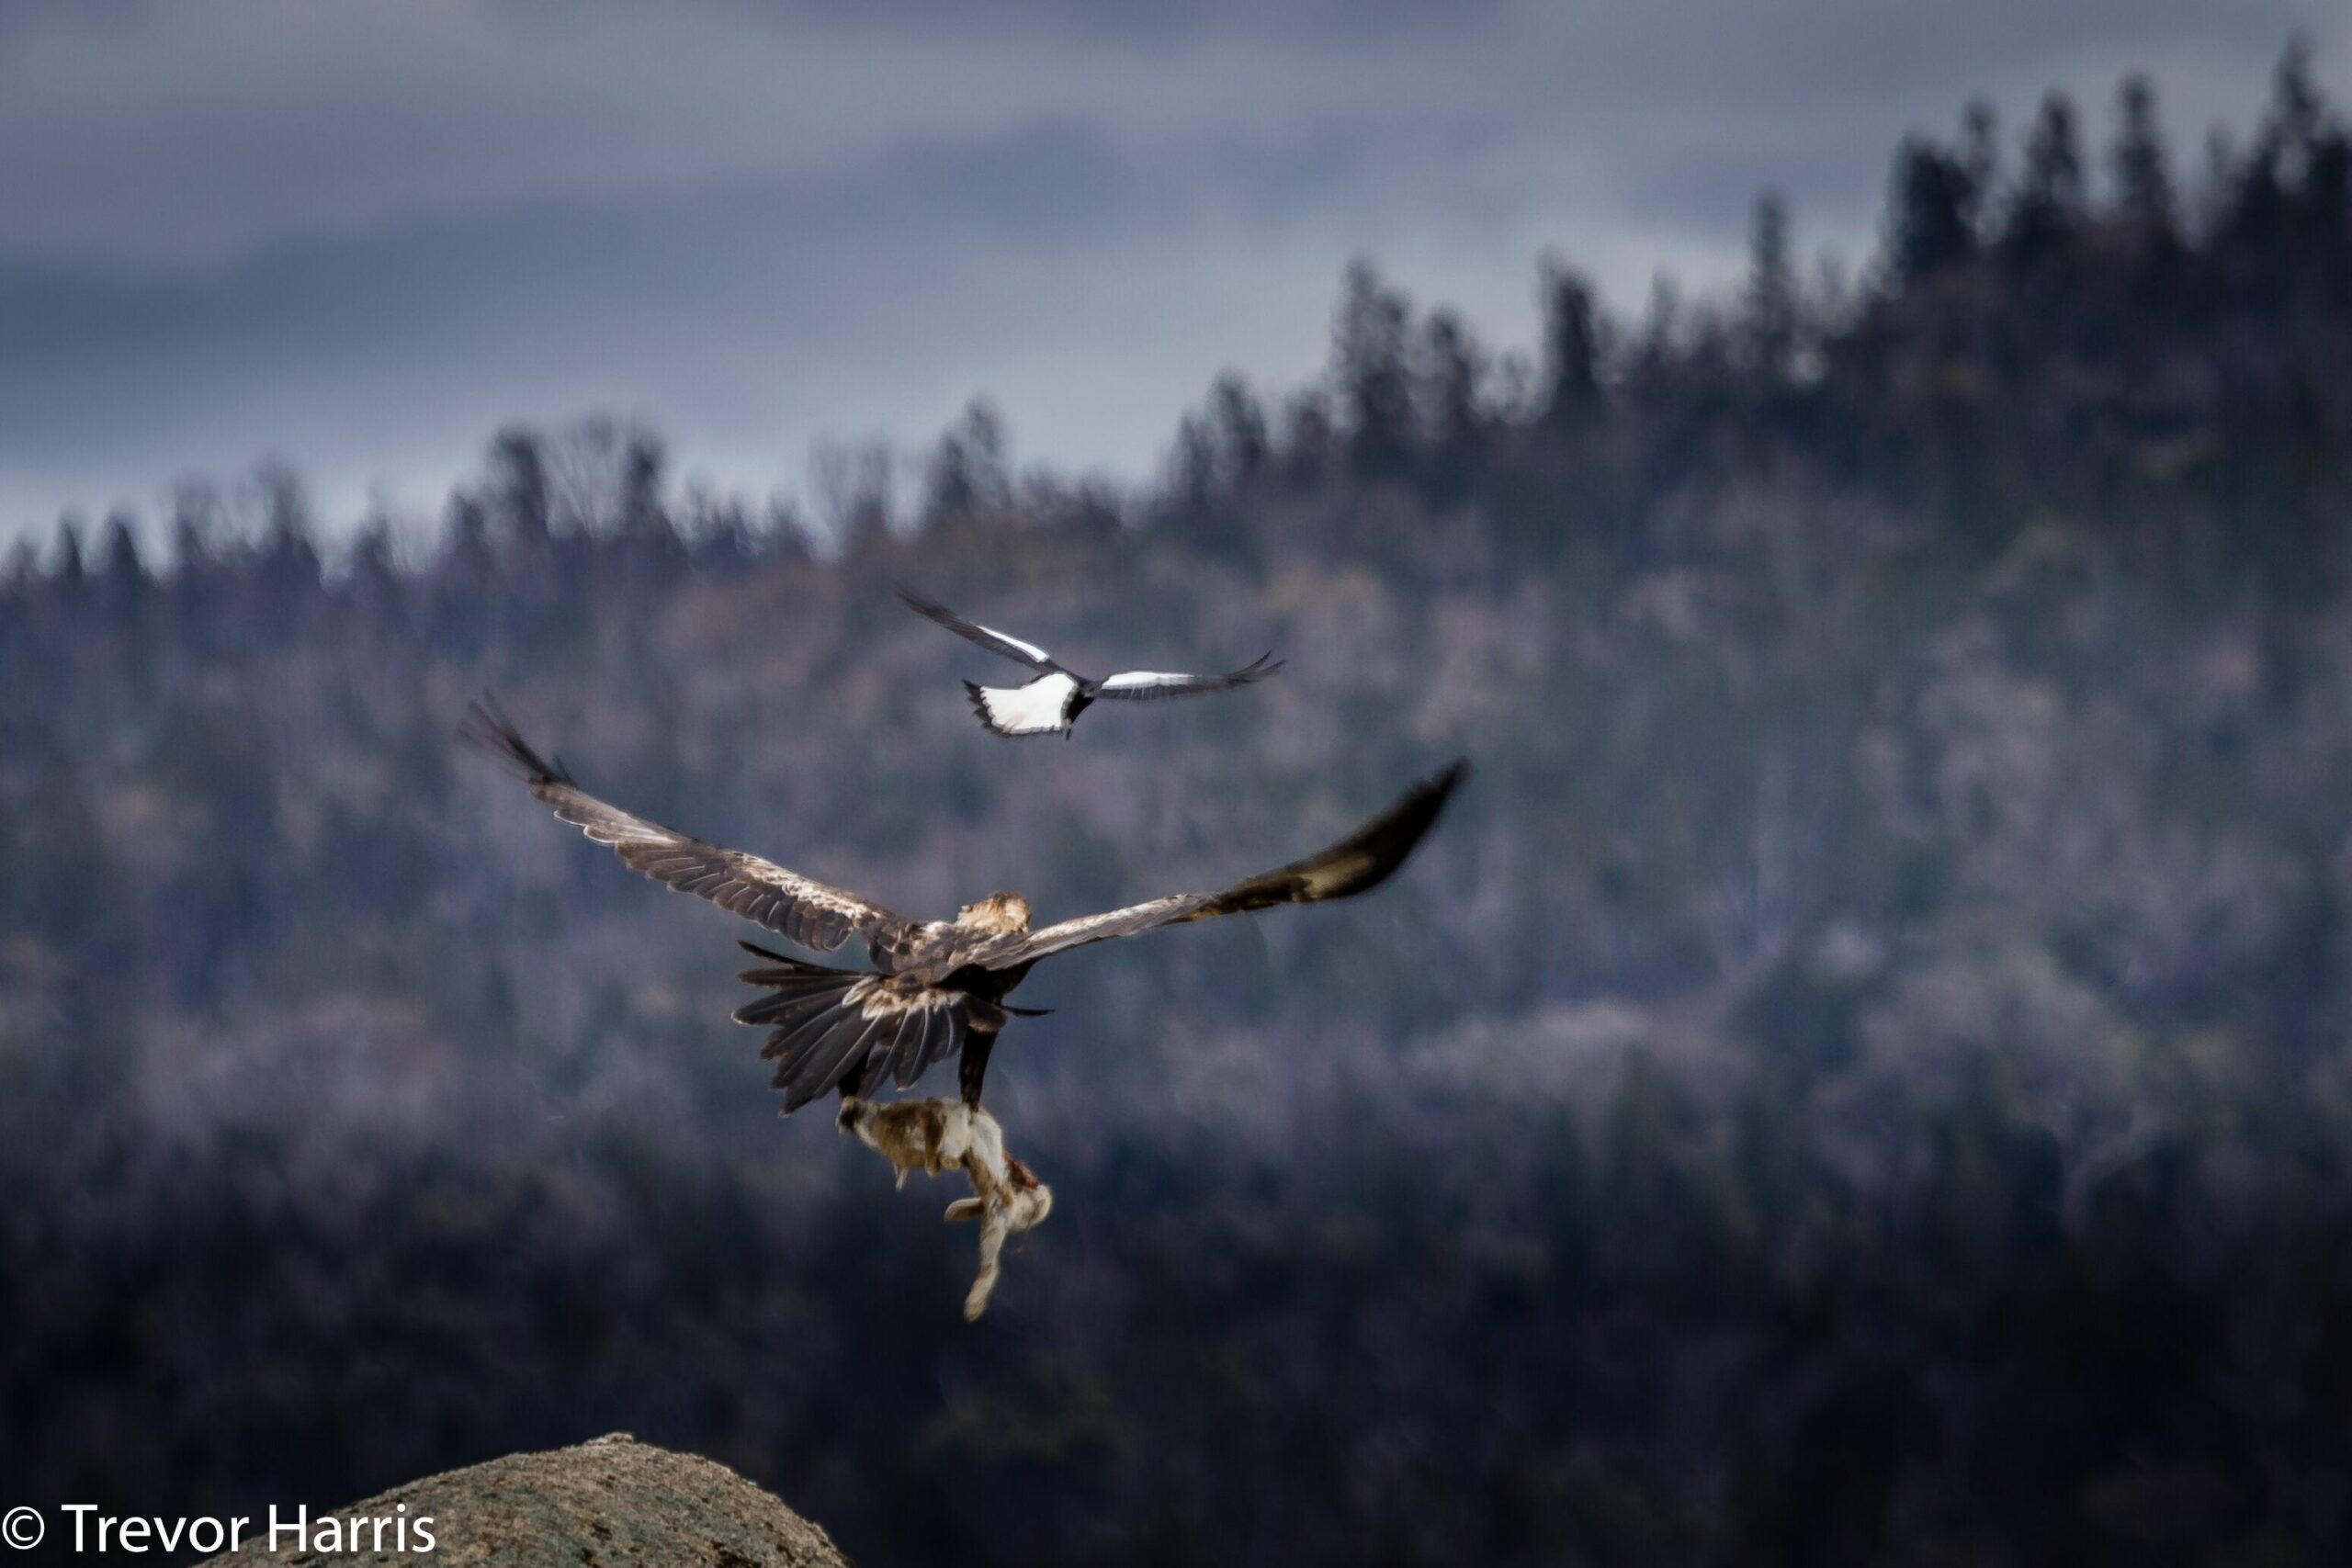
[900,588,1282,738]
[461,699,1464,1114]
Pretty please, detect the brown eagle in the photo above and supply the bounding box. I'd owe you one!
[462,700,1464,1114]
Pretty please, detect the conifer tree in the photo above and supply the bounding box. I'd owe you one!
[1888,139,1977,283]
[1742,193,1800,380]
[2005,92,2087,273]
[1334,259,1415,478]
[2112,73,2176,231]
[1538,259,1604,430]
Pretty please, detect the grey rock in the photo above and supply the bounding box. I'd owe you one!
[198,1433,849,1567]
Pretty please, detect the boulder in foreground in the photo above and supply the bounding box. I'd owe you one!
[199,1432,848,1567]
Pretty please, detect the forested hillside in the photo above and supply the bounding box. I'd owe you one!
[6,51,2352,1567]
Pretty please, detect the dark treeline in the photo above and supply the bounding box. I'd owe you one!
[6,51,2352,1566]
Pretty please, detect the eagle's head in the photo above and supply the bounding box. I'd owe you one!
[956,891,1033,933]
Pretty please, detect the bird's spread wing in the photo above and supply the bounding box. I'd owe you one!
[1094,653,1283,701]
[461,699,916,956]
[976,759,1468,967]
[899,588,1062,673]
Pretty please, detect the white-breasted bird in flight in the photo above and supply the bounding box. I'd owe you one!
[899,588,1282,739]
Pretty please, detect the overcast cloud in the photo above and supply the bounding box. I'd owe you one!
[0,0,2343,546]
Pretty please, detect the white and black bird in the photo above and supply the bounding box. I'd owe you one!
[899,588,1282,739]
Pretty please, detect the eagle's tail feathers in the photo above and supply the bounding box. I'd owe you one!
[924,1006,970,1072]
[790,1012,887,1111]
[735,939,859,975]
[748,987,849,1043]
[888,1010,933,1089]
[737,964,861,996]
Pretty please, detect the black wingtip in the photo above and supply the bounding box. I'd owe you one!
[456,693,573,786]
[1414,758,1471,821]
[899,584,954,622]
[1355,757,1470,877]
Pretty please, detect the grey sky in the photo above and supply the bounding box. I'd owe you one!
[1,0,2343,547]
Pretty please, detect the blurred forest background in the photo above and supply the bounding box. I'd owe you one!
[7,49,2352,1567]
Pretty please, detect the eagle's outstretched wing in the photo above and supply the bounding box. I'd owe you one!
[975,759,1467,967]
[1093,653,1283,701]
[461,698,918,957]
[899,589,1064,673]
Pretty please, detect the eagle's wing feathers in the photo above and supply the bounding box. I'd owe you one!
[1184,758,1467,919]
[462,699,914,955]
[988,895,1210,963]
[988,760,1467,966]
[734,945,979,1110]
[899,588,1063,673]
[1094,653,1283,701]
